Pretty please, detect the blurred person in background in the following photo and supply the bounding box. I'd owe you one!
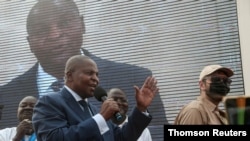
[107,88,152,141]
[0,0,167,133]
[0,96,37,141]
[174,65,234,125]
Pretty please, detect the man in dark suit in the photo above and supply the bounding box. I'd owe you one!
[0,0,167,133]
[32,55,158,141]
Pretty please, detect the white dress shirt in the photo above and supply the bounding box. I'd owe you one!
[0,127,37,141]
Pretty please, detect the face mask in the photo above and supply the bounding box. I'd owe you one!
[209,82,230,96]
[208,76,231,96]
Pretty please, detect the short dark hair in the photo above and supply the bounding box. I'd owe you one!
[26,0,81,35]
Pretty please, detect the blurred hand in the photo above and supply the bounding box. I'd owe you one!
[13,119,34,141]
[134,76,159,112]
[100,98,120,120]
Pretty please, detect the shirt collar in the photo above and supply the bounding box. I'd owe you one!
[198,96,218,112]
[64,85,88,103]
[37,63,57,97]
[36,50,84,97]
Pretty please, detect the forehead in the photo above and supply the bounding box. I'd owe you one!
[108,89,126,97]
[81,59,97,68]
[19,97,37,105]
[72,58,98,71]
[28,1,80,23]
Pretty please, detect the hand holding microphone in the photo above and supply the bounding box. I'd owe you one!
[17,119,33,134]
[94,87,122,121]
[13,119,34,141]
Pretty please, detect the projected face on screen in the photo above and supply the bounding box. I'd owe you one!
[26,0,84,78]
[0,0,167,132]
[0,1,244,141]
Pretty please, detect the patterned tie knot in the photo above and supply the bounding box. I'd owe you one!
[51,79,64,92]
[79,100,88,110]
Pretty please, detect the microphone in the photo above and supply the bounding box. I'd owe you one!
[94,86,122,121]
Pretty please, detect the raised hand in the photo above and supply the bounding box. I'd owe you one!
[134,76,159,112]
[13,119,33,141]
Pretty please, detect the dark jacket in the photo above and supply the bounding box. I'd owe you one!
[33,87,151,141]
[0,49,167,133]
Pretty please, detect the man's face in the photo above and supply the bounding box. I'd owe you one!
[17,96,37,122]
[69,59,99,99]
[27,1,84,73]
[107,89,128,124]
[203,71,232,101]
[108,89,128,116]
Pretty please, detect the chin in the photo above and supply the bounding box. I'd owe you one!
[215,95,226,101]
[87,93,94,98]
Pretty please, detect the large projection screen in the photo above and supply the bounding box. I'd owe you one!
[0,0,244,140]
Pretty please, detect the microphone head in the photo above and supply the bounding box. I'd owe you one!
[94,86,107,102]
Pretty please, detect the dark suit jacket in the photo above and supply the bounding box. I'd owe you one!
[32,87,151,141]
[0,49,167,132]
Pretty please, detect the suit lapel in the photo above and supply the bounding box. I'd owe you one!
[60,88,100,120]
[88,103,97,115]
[61,88,87,120]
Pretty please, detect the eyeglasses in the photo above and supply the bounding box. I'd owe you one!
[209,76,232,85]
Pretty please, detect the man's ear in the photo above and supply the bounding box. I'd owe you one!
[66,71,73,81]
[199,81,205,90]
[80,15,85,34]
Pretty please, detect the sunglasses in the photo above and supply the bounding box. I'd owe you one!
[210,76,232,85]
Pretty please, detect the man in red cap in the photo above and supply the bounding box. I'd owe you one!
[174,65,234,125]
